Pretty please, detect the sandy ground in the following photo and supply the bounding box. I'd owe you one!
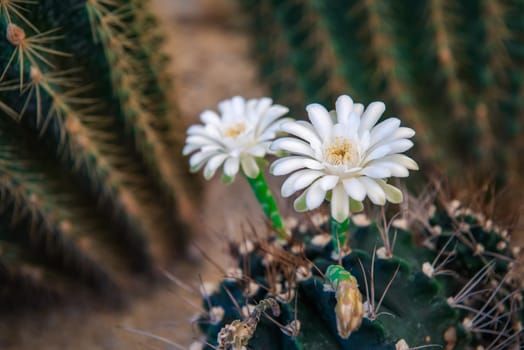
[0,1,269,349]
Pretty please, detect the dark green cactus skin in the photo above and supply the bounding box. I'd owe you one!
[0,0,196,306]
[239,0,524,182]
[197,201,523,349]
[0,223,64,312]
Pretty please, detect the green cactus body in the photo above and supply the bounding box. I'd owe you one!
[0,0,197,305]
[196,199,523,349]
[240,0,524,182]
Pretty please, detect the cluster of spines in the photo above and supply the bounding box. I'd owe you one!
[0,0,196,306]
[187,195,522,349]
[240,0,524,181]
[84,0,193,262]
[238,0,347,116]
[86,0,191,207]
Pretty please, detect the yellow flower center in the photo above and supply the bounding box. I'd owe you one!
[224,122,246,138]
[324,137,355,166]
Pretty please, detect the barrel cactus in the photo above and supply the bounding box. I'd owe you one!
[0,0,198,306]
[194,199,523,349]
[239,0,524,183]
[185,95,522,349]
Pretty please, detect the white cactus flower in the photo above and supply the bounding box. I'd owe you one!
[184,96,290,182]
[270,95,418,222]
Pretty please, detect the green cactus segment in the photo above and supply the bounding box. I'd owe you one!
[237,0,307,114]
[304,252,465,348]
[0,0,192,305]
[0,117,133,290]
[0,243,61,312]
[85,0,188,207]
[239,0,350,117]
[266,0,339,107]
[242,0,524,181]
[197,198,522,349]
[245,171,287,240]
[330,217,349,253]
[0,3,157,271]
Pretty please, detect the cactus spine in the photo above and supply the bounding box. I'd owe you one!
[0,0,197,306]
[195,196,523,349]
[240,0,524,182]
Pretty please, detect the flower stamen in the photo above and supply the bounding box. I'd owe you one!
[224,122,246,138]
[324,137,355,166]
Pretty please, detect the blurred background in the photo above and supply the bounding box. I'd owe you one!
[0,0,522,349]
[0,0,264,348]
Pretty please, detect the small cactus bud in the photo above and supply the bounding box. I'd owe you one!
[334,279,364,339]
[326,265,364,339]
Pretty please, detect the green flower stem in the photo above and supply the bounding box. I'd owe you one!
[245,171,287,240]
[331,217,350,254]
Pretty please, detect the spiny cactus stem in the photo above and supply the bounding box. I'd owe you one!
[0,1,39,32]
[331,217,349,254]
[87,0,187,212]
[427,0,467,119]
[244,171,287,241]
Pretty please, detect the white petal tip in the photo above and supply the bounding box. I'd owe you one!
[336,94,353,102]
[333,213,348,223]
[243,171,259,179]
[371,101,386,109]
[305,103,324,111]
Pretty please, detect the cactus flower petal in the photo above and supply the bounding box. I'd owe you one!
[305,180,327,210]
[306,103,334,141]
[184,96,289,181]
[271,94,417,218]
[241,156,259,179]
[331,184,349,223]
